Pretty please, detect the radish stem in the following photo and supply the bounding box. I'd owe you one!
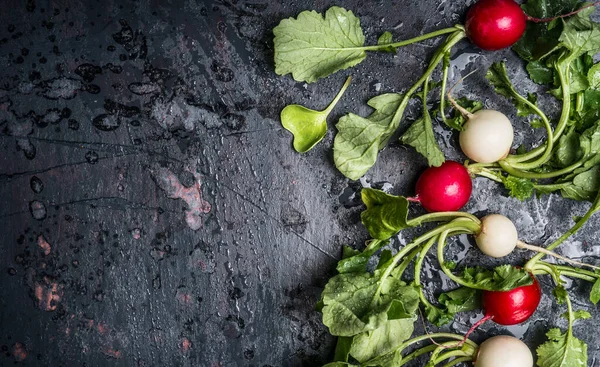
[517,240,600,270]
[525,190,600,271]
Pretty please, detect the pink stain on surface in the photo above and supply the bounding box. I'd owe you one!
[177,292,192,305]
[97,322,109,335]
[152,167,211,230]
[13,342,27,362]
[102,348,122,359]
[180,337,192,353]
[131,228,142,239]
[34,278,62,311]
[37,235,52,256]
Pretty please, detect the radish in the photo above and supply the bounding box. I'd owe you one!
[474,214,600,271]
[465,0,600,51]
[476,214,518,258]
[482,273,542,325]
[459,110,514,164]
[412,161,472,212]
[446,73,514,164]
[465,0,527,51]
[474,335,533,367]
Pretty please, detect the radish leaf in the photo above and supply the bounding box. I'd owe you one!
[504,175,535,201]
[590,278,600,304]
[442,96,483,130]
[401,77,445,167]
[486,62,539,117]
[513,0,578,61]
[281,76,351,153]
[336,240,388,274]
[536,328,587,367]
[319,272,418,336]
[360,189,411,240]
[334,93,403,180]
[459,265,533,291]
[273,7,366,83]
[349,318,415,363]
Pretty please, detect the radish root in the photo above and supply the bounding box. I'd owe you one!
[517,240,600,270]
[527,1,600,23]
[446,69,479,119]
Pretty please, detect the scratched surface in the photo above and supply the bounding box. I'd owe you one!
[1,0,600,366]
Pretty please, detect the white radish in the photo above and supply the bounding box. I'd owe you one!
[476,214,518,258]
[459,109,514,163]
[446,76,514,164]
[474,335,533,367]
[475,214,600,270]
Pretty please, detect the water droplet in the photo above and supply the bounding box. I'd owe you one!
[29,200,47,220]
[30,176,44,193]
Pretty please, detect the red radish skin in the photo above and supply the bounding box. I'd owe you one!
[482,274,542,325]
[465,0,527,50]
[414,161,472,212]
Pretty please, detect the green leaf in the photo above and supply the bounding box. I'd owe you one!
[513,0,578,61]
[561,166,600,202]
[459,264,533,291]
[536,328,587,367]
[442,97,483,131]
[504,175,535,201]
[426,287,482,327]
[337,240,388,274]
[531,119,545,129]
[273,7,367,83]
[401,77,445,167]
[401,114,445,167]
[333,336,353,362]
[360,188,412,240]
[281,76,352,152]
[349,318,415,363]
[575,89,600,129]
[320,272,419,336]
[377,31,396,53]
[527,60,555,84]
[559,6,600,63]
[568,54,593,93]
[486,61,539,116]
[561,310,591,320]
[587,62,600,89]
[334,93,403,180]
[553,285,569,304]
[590,278,600,304]
[439,287,481,314]
[323,362,357,367]
[554,130,582,167]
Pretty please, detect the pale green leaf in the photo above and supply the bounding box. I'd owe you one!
[349,318,415,363]
[588,62,600,89]
[273,7,366,83]
[281,76,351,152]
[536,328,587,367]
[333,93,403,180]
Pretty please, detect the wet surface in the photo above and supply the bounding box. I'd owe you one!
[1,0,600,366]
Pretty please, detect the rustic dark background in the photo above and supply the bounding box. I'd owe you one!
[1,0,600,366]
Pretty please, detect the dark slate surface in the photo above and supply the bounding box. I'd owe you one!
[1,0,600,366]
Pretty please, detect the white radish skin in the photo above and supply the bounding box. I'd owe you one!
[474,335,533,367]
[459,109,514,163]
[476,214,517,258]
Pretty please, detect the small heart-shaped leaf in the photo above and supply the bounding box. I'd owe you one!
[281,76,351,153]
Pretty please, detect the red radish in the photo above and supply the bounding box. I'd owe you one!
[474,335,533,367]
[482,273,541,325]
[464,0,600,51]
[412,161,472,212]
[465,0,527,50]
